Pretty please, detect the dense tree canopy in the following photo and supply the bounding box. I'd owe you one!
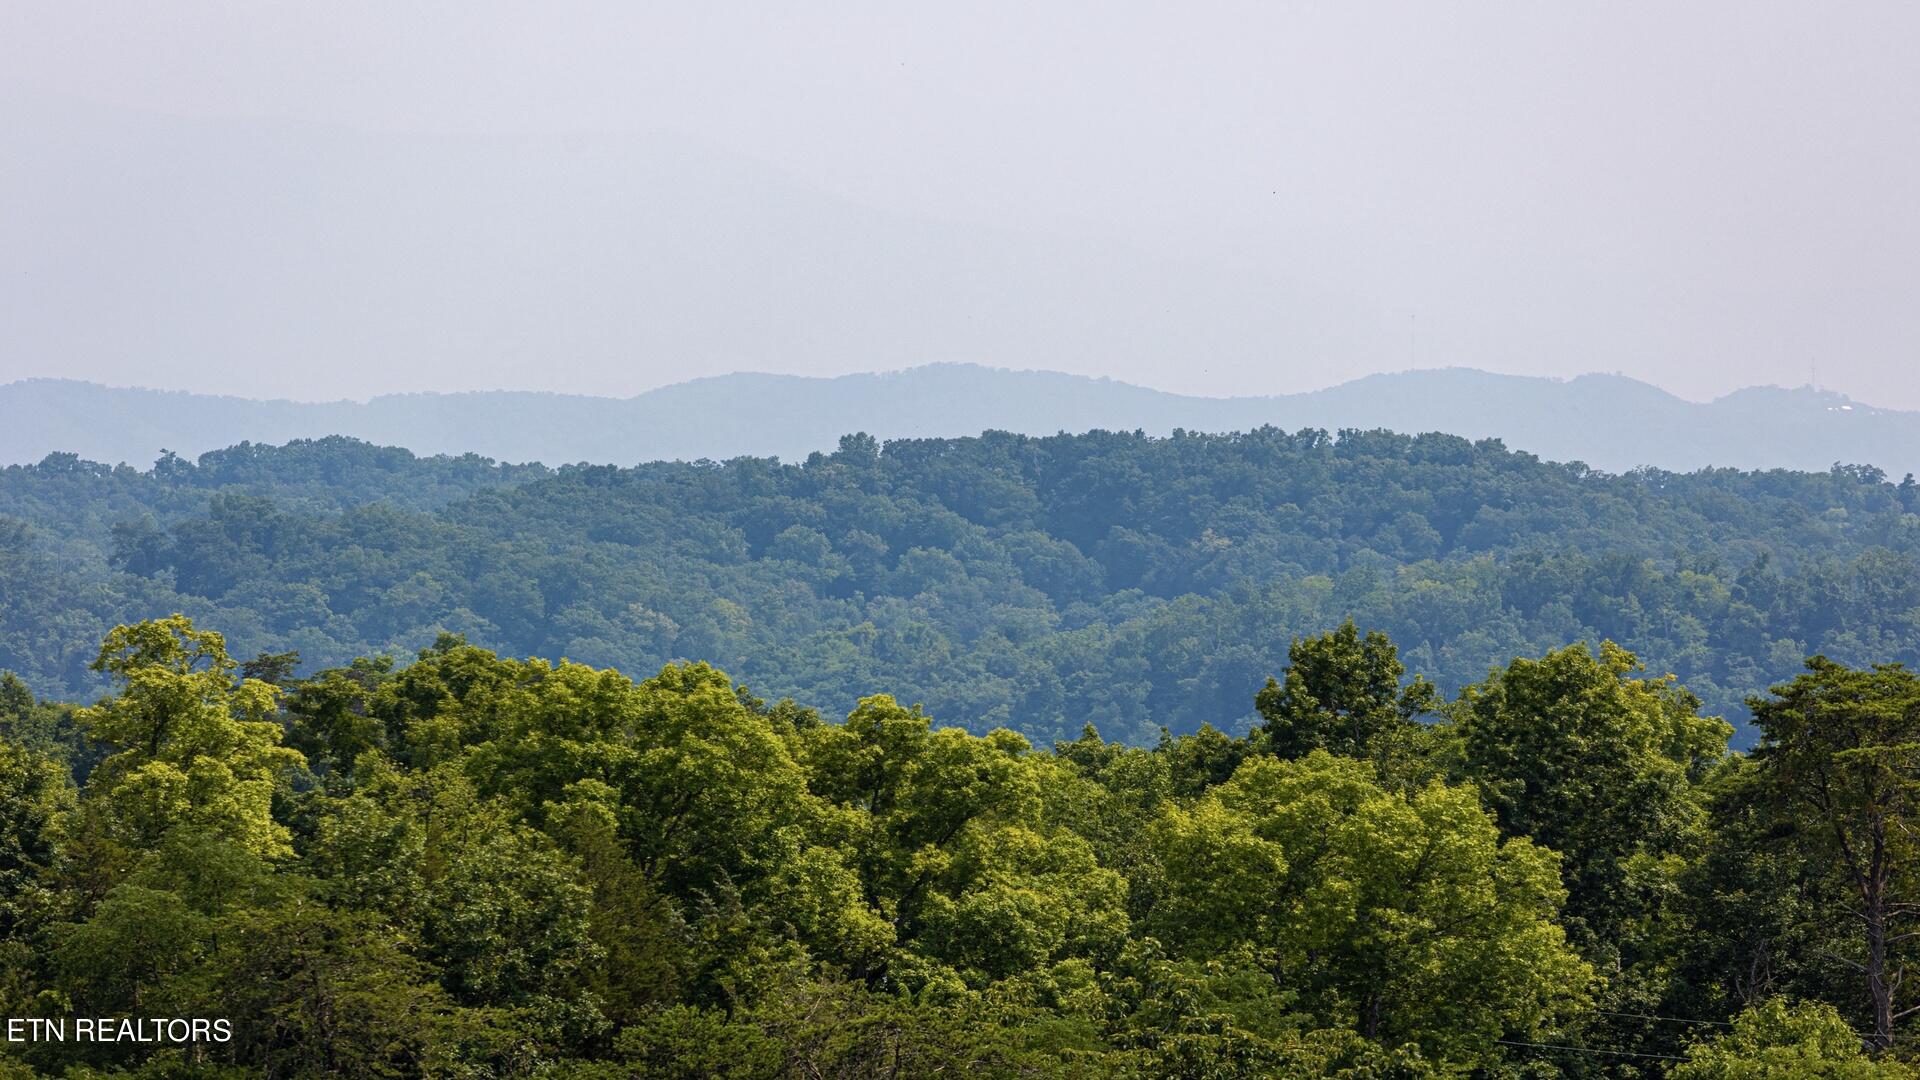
[5,428,1920,1076]
[2,616,1919,1077]
[1669,999,1916,1079]
[5,430,1920,747]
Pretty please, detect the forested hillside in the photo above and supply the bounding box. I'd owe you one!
[4,429,1919,746]
[4,615,1919,1076]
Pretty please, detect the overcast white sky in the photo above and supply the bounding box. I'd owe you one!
[3,2,1918,406]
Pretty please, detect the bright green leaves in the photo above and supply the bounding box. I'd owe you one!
[337,644,899,999]
[88,616,239,683]
[1671,998,1918,1079]
[1452,641,1731,959]
[1446,641,1735,1065]
[1151,752,1589,1069]
[800,696,1127,989]
[11,615,1830,1075]
[1147,798,1287,954]
[1455,642,1729,840]
[620,662,816,895]
[916,823,1128,986]
[77,615,305,859]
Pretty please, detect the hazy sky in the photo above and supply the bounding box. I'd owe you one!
[3,2,1918,406]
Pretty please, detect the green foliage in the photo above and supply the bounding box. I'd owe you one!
[0,733,71,932]
[0,673,30,723]
[1453,642,1730,956]
[198,900,492,1080]
[1255,619,1438,762]
[1746,659,1920,1049]
[8,431,1920,746]
[77,616,305,859]
[1670,998,1916,1079]
[6,612,1920,1076]
[800,695,1126,987]
[1151,752,1590,1069]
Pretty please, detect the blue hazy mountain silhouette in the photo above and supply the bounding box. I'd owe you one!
[4,364,1914,477]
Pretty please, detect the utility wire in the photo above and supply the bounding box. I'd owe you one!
[1495,1038,1686,1062]
[1594,1007,1911,1043]
[1594,1009,1730,1027]
[1489,1009,1901,1062]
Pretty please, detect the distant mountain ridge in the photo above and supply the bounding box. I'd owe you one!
[4,364,1916,476]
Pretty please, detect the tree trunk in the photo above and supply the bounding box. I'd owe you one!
[1863,821,1895,1051]
[1868,895,1894,1049]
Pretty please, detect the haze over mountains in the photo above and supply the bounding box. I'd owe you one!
[0,89,1357,404]
[7,92,1916,477]
[6,363,1916,477]
[9,86,1920,411]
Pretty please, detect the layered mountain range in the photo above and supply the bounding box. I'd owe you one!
[5,363,1914,476]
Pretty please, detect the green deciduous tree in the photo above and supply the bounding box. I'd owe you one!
[77,616,306,859]
[1255,620,1439,765]
[1670,998,1915,1079]
[1452,643,1730,959]
[1151,751,1589,1069]
[800,696,1126,989]
[1748,658,1920,1049]
[0,734,71,933]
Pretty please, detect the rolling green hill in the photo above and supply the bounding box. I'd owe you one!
[5,428,1917,746]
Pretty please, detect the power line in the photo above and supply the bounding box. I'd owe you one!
[1495,1038,1686,1062]
[1595,1009,1730,1027]
[1594,1007,1911,1043]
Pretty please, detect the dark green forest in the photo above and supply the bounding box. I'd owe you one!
[4,429,1920,746]
[5,614,1920,1077]
[4,431,1920,1075]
